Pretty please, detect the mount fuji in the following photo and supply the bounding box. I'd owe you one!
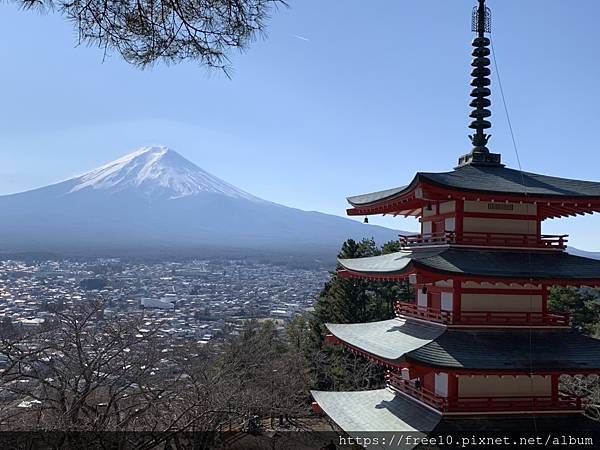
[0,147,400,258]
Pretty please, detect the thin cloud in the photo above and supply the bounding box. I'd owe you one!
[293,35,310,42]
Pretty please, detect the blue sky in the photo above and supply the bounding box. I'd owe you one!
[2,0,600,249]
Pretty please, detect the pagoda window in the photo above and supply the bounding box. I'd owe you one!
[434,372,449,398]
[413,282,454,313]
[422,220,433,236]
[400,367,411,381]
[420,202,456,238]
[439,201,456,215]
[417,288,428,308]
[423,204,438,217]
[441,292,453,312]
[444,217,456,232]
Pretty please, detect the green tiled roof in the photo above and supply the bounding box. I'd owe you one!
[432,414,600,439]
[347,164,600,207]
[327,319,600,371]
[338,247,600,281]
[408,330,600,371]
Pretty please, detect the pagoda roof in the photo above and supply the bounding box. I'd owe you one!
[326,320,600,372]
[311,389,440,441]
[326,318,445,360]
[347,165,600,208]
[312,389,600,440]
[338,247,600,283]
[434,414,600,438]
[409,329,600,371]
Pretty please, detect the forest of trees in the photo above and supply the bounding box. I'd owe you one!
[0,300,310,447]
[0,238,598,445]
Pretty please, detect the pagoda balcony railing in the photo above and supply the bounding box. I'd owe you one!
[399,231,568,249]
[395,303,571,327]
[385,373,448,412]
[386,373,583,414]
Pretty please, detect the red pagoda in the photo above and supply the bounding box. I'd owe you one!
[311,0,600,446]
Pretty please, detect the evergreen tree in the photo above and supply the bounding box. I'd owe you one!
[549,287,600,336]
[549,287,600,419]
[285,315,311,354]
[306,238,406,391]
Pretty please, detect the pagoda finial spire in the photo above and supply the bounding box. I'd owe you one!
[457,0,502,167]
[469,0,492,153]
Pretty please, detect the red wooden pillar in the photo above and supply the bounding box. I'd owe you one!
[551,374,559,401]
[455,199,464,242]
[536,203,542,242]
[423,372,435,392]
[452,278,462,323]
[541,284,548,315]
[448,372,459,399]
[430,292,441,310]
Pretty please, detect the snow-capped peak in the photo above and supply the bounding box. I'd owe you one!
[69,146,263,201]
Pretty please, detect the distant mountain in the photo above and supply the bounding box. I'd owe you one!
[567,247,600,260]
[68,147,263,202]
[0,147,403,258]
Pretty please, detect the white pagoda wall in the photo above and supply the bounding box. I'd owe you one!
[459,282,543,313]
[463,200,537,215]
[439,201,455,214]
[462,217,537,235]
[458,375,551,397]
[460,294,543,312]
[461,200,537,236]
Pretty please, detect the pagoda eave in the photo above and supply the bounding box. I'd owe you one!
[338,268,412,282]
[348,185,600,219]
[339,267,600,288]
[346,168,600,219]
[332,339,600,376]
[326,320,600,373]
[325,319,444,362]
[311,389,600,441]
[311,389,441,443]
[338,248,600,287]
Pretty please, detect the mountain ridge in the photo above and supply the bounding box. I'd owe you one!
[0,147,402,258]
